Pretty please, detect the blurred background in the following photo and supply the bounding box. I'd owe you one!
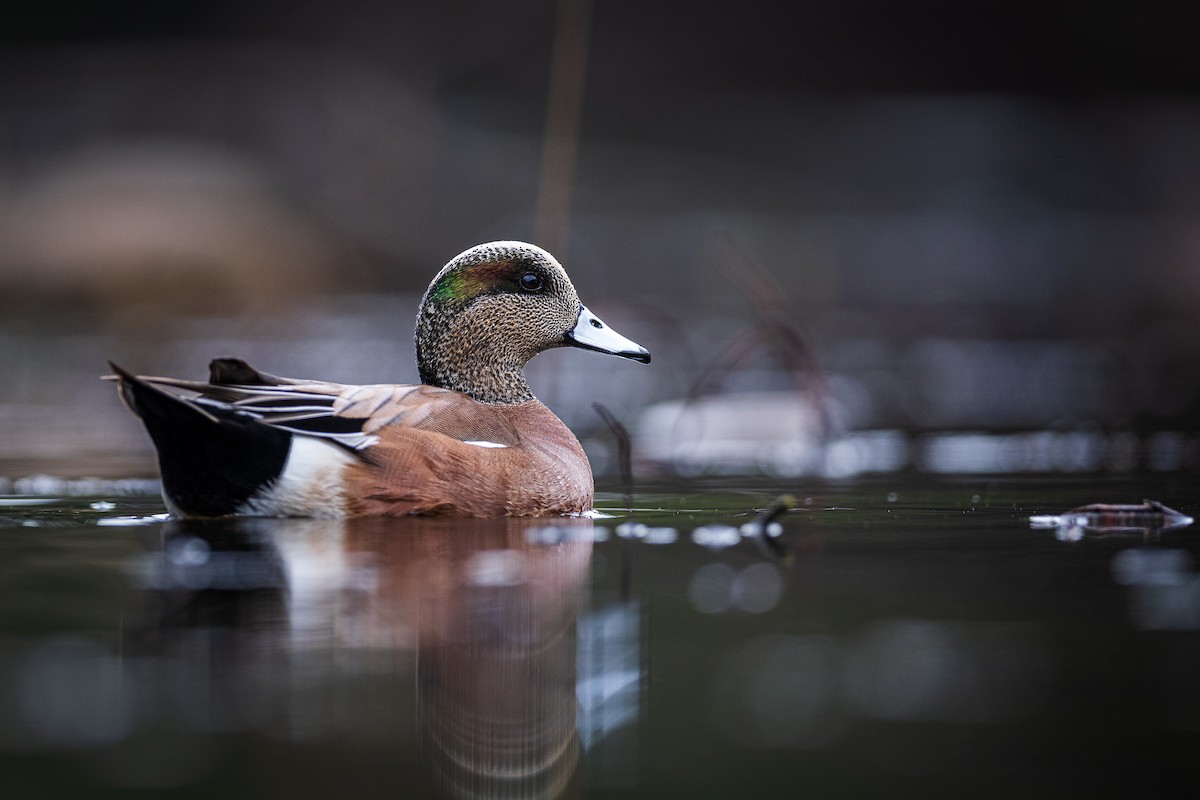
[2,0,1199,480]
[4,6,1200,798]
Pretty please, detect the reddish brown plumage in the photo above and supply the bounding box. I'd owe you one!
[344,400,592,516]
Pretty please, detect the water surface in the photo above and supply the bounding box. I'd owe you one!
[1,475,1198,798]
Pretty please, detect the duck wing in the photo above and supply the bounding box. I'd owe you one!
[119,357,523,452]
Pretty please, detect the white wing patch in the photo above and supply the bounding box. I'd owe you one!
[463,440,509,449]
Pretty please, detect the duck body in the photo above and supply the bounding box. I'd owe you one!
[347,396,592,516]
[110,241,649,518]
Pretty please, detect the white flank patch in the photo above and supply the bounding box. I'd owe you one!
[463,440,509,449]
[238,437,357,518]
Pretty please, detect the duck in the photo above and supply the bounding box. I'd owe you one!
[108,241,650,517]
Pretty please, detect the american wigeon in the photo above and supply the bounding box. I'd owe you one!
[109,241,650,517]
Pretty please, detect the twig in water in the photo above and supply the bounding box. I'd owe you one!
[749,494,796,560]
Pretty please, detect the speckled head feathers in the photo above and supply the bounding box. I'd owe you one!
[415,242,583,405]
[414,241,649,405]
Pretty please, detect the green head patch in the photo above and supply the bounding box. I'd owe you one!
[428,260,524,306]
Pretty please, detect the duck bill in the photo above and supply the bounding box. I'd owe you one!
[566,306,651,363]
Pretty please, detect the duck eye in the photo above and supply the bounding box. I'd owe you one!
[519,272,544,292]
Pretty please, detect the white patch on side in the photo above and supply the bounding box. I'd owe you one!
[238,437,357,518]
[463,440,509,449]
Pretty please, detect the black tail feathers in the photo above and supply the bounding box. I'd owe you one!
[109,363,292,516]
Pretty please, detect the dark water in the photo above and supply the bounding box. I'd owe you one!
[2,475,1199,799]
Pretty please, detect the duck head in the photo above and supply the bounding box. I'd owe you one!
[416,241,650,405]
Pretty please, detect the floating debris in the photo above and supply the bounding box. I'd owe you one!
[687,495,798,554]
[745,495,795,558]
[1029,499,1194,537]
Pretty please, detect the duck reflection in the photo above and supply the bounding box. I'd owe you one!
[347,517,591,800]
[126,514,593,799]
